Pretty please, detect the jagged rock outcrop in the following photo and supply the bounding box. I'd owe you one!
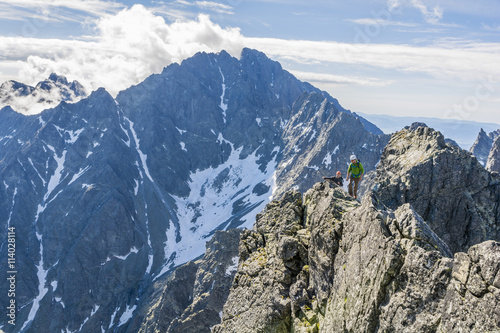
[369,123,500,253]
[213,182,358,333]
[322,193,500,333]
[213,124,500,332]
[214,181,500,332]
[129,229,242,333]
[486,136,500,173]
[470,128,500,166]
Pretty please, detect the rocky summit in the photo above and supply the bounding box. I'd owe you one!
[213,124,500,332]
[368,123,500,254]
[470,127,500,168]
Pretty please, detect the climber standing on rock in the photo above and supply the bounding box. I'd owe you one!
[346,155,363,199]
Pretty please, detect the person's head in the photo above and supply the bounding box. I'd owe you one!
[336,171,341,177]
[350,154,357,163]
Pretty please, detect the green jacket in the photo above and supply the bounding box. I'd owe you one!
[348,162,364,178]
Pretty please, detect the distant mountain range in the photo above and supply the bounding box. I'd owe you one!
[357,112,500,150]
[0,73,86,115]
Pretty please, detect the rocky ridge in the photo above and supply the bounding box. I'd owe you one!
[470,127,500,167]
[486,135,500,173]
[369,123,500,253]
[213,125,500,332]
[0,49,388,332]
[213,182,357,333]
[274,92,389,198]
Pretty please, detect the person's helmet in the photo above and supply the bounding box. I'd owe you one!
[350,154,357,161]
[336,171,341,176]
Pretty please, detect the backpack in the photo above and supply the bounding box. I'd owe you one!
[349,160,363,178]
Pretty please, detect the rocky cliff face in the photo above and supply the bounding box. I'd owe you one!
[0,49,387,332]
[368,123,500,253]
[486,136,500,173]
[213,124,500,332]
[470,128,500,166]
[213,183,358,333]
[129,229,242,333]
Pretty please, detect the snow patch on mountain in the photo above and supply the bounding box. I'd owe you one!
[20,233,54,331]
[225,256,239,276]
[118,304,137,327]
[102,247,139,265]
[323,145,339,167]
[158,138,277,275]
[219,67,228,122]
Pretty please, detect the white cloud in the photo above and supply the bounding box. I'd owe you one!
[0,5,244,97]
[388,0,443,24]
[483,23,500,32]
[154,0,234,20]
[289,70,394,87]
[347,18,417,27]
[0,5,499,116]
[245,37,500,82]
[0,0,125,22]
[195,1,234,15]
[0,79,85,115]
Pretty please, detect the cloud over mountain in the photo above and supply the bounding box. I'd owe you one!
[2,5,245,96]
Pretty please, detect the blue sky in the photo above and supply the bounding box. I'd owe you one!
[0,0,499,123]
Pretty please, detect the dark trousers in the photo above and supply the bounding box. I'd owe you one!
[348,177,361,197]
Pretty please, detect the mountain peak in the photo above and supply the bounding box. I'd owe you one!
[0,73,87,115]
[470,127,499,166]
[404,121,429,131]
[240,47,269,60]
[48,73,69,85]
[371,125,499,253]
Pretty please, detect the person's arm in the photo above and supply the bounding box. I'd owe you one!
[346,165,351,181]
[359,163,364,180]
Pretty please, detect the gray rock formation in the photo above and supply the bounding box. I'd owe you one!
[486,136,500,173]
[470,128,500,166]
[370,123,500,253]
[213,182,359,333]
[214,123,500,332]
[214,182,500,332]
[129,229,242,333]
[322,193,499,333]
